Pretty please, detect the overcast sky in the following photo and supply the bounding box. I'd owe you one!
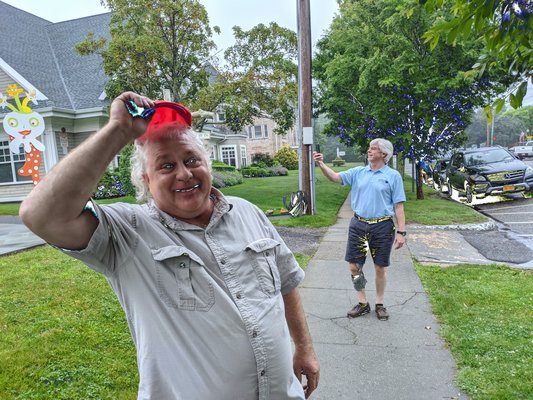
[1,0,339,51]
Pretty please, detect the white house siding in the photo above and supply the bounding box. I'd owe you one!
[0,182,34,201]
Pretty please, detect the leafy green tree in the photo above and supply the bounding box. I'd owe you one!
[465,107,526,147]
[314,0,504,199]
[502,105,533,138]
[274,144,299,170]
[193,22,298,134]
[76,0,217,102]
[422,0,532,113]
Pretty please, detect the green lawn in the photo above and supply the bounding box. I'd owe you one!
[416,263,533,399]
[0,247,137,399]
[1,164,529,399]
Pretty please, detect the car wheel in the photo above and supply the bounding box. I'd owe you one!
[465,184,473,204]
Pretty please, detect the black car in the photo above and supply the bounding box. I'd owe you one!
[446,146,533,203]
[432,157,450,192]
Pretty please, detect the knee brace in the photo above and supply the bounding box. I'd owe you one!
[351,271,367,291]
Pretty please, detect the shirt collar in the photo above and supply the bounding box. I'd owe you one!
[148,188,231,231]
[364,164,389,173]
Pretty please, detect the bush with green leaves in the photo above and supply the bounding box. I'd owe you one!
[118,143,135,196]
[274,144,299,170]
[268,165,288,176]
[212,169,243,188]
[212,160,236,171]
[252,152,274,167]
[240,166,274,178]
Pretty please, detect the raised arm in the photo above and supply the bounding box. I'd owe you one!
[313,151,342,183]
[19,92,153,250]
[283,288,320,398]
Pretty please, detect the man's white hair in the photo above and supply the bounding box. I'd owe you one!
[370,138,394,163]
[130,128,211,203]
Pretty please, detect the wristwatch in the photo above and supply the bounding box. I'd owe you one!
[396,231,407,236]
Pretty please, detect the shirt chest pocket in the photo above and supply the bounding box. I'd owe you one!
[245,239,281,297]
[375,178,390,192]
[152,246,215,312]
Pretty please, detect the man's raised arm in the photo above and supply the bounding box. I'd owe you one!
[19,92,153,250]
[313,151,341,183]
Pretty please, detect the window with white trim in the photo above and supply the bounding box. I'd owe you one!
[220,145,237,167]
[240,145,247,167]
[0,140,32,183]
[248,124,269,139]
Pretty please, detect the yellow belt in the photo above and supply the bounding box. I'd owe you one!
[353,213,392,224]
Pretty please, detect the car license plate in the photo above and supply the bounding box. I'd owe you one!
[503,185,514,192]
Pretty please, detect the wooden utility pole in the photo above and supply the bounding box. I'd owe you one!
[297,0,315,214]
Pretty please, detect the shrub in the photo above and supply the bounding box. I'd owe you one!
[268,165,289,176]
[240,166,274,177]
[274,144,299,170]
[118,143,135,196]
[332,157,346,166]
[212,169,243,188]
[212,160,236,171]
[252,153,274,167]
[94,170,129,199]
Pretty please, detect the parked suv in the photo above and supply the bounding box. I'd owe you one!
[446,146,533,203]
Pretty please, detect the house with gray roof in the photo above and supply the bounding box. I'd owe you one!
[0,1,110,201]
[0,1,298,202]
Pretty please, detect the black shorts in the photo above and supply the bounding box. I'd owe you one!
[345,217,395,267]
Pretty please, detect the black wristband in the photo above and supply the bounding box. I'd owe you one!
[396,231,407,236]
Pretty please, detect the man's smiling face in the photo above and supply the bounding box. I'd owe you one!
[142,133,213,222]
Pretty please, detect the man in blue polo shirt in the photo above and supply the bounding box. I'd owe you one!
[313,138,406,320]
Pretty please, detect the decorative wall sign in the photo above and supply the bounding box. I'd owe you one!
[0,84,46,185]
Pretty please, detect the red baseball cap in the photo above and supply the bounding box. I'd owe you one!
[137,100,192,143]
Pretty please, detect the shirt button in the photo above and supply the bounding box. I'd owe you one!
[236,293,242,299]
[220,259,226,265]
[260,370,266,376]
[265,251,270,256]
[179,262,186,268]
[252,330,258,338]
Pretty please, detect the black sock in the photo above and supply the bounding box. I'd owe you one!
[375,303,384,308]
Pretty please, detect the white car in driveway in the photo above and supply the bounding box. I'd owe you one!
[510,141,533,159]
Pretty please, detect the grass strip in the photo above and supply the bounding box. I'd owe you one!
[416,263,533,399]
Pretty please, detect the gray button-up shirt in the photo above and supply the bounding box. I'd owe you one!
[62,191,305,400]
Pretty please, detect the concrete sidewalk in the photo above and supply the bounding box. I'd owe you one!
[300,196,468,399]
[0,216,45,255]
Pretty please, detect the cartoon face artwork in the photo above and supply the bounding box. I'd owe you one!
[0,84,46,185]
[3,111,45,153]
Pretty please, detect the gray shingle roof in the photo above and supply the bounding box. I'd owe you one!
[0,1,110,110]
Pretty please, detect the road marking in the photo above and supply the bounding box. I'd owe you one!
[490,212,533,215]
[480,203,533,212]
[504,221,533,224]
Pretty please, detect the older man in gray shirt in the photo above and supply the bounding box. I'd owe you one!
[20,92,320,399]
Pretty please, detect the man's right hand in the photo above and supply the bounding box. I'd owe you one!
[109,92,155,140]
[313,151,324,164]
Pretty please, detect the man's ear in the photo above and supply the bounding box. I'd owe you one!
[142,174,150,185]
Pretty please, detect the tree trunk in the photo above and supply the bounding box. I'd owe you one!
[396,152,405,179]
[416,162,425,200]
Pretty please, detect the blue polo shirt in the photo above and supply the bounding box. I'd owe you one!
[340,165,406,219]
